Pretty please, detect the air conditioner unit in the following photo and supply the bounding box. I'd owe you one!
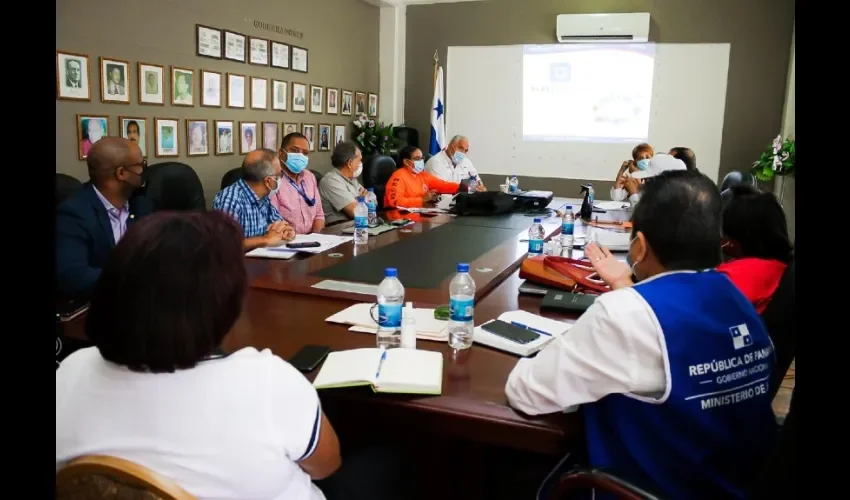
[556,13,650,43]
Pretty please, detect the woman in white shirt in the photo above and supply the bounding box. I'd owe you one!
[56,211,342,500]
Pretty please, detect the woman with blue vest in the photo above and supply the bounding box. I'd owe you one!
[506,170,777,499]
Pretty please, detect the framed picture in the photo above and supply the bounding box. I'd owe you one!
[171,67,195,106]
[57,50,91,101]
[326,88,339,115]
[187,119,209,156]
[368,93,379,118]
[262,122,279,150]
[341,90,353,116]
[283,123,299,137]
[249,37,269,66]
[240,122,258,154]
[292,82,307,113]
[318,124,331,152]
[196,24,222,59]
[272,80,288,111]
[201,70,222,107]
[291,46,308,73]
[224,30,247,62]
[138,62,164,105]
[120,117,147,157]
[227,73,246,109]
[154,118,180,158]
[76,114,108,160]
[251,77,268,110]
[100,57,130,103]
[310,85,324,114]
[354,92,367,115]
[215,120,234,155]
[271,41,290,69]
[302,124,315,151]
[333,125,346,149]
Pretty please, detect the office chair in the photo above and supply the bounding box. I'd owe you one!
[310,169,324,184]
[720,171,758,192]
[56,173,83,207]
[220,167,243,190]
[144,162,206,211]
[363,155,398,210]
[56,455,196,500]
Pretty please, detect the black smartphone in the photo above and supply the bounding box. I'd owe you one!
[289,345,331,373]
[390,219,412,226]
[481,320,541,345]
[286,241,322,249]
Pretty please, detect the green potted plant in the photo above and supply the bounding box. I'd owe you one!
[751,134,795,203]
[352,114,401,157]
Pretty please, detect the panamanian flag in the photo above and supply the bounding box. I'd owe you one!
[429,66,447,155]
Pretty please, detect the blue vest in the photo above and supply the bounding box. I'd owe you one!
[583,271,777,499]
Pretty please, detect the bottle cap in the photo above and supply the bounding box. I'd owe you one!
[457,263,470,273]
[357,196,365,202]
[385,268,398,278]
[368,188,374,192]
[533,218,542,223]
[406,302,413,308]
[565,205,572,210]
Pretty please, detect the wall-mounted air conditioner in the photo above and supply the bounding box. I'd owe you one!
[556,13,650,43]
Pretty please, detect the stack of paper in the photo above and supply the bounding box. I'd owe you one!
[326,302,449,341]
[246,233,353,259]
[573,228,631,251]
[474,310,572,357]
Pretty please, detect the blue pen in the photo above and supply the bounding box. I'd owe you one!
[511,321,552,337]
[375,349,388,379]
[266,247,296,252]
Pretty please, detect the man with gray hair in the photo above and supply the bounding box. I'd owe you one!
[319,141,368,225]
[213,148,295,250]
[425,134,486,190]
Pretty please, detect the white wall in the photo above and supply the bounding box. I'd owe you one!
[778,24,795,241]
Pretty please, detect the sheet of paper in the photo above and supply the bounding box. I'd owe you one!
[326,303,448,335]
[312,348,382,388]
[396,206,450,215]
[573,227,631,251]
[312,280,379,296]
[245,247,298,259]
[376,349,443,394]
[595,200,631,211]
[348,325,448,342]
[284,233,354,254]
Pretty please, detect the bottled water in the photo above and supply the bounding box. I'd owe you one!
[376,268,404,349]
[467,175,478,194]
[365,188,378,225]
[587,183,595,206]
[354,196,369,244]
[509,175,520,193]
[528,218,545,255]
[448,263,476,350]
[561,205,575,250]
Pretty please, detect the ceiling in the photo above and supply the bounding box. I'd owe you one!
[360,0,487,7]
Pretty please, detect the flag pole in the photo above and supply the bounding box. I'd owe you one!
[433,50,439,88]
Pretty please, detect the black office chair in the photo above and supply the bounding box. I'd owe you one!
[760,258,795,399]
[363,155,398,210]
[720,171,757,192]
[144,162,206,212]
[220,167,243,190]
[56,173,83,207]
[309,169,324,184]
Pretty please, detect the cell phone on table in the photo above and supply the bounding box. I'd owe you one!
[390,219,412,226]
[286,241,321,249]
[481,320,541,345]
[289,345,331,373]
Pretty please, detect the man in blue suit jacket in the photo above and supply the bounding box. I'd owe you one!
[56,137,153,299]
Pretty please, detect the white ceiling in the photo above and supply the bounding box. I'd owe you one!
[360,0,487,7]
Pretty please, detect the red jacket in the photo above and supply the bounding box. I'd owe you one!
[717,257,787,314]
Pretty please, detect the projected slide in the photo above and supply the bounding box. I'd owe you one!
[522,44,656,143]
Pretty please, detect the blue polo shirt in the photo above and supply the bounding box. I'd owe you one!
[213,179,283,238]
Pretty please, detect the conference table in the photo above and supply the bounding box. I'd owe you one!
[62,197,633,457]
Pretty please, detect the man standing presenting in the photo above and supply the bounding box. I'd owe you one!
[213,149,295,250]
[425,135,486,190]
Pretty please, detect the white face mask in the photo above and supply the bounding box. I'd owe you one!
[352,162,363,178]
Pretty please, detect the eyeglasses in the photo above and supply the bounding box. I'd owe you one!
[119,159,147,172]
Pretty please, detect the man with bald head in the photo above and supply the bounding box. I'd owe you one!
[56,137,154,298]
[425,134,486,190]
[213,148,296,250]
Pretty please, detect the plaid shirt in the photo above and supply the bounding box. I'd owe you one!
[213,179,283,238]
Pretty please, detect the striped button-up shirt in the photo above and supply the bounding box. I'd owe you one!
[213,179,283,238]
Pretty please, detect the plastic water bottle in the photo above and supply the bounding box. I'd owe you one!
[365,188,378,225]
[561,205,575,250]
[528,218,545,255]
[467,175,477,194]
[354,196,369,244]
[448,263,476,350]
[509,175,520,193]
[376,268,404,349]
[587,183,595,206]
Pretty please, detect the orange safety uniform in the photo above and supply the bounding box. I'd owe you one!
[383,167,460,208]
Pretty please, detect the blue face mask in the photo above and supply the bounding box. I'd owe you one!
[412,159,425,173]
[452,151,466,164]
[636,159,650,171]
[285,152,309,174]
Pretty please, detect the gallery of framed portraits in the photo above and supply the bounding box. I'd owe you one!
[57,0,379,206]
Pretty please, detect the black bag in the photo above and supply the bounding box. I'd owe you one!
[450,192,516,216]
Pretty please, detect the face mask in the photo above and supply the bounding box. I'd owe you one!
[627,235,640,279]
[267,176,281,196]
[352,162,363,178]
[285,152,309,174]
[452,151,466,164]
[412,159,425,173]
[636,159,650,170]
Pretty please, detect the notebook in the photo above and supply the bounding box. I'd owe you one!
[312,348,443,395]
[474,310,572,357]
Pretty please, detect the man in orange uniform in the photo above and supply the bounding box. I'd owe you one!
[384,145,462,208]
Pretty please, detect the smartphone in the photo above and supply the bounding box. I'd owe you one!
[390,219,412,226]
[481,320,541,345]
[286,241,322,249]
[289,345,331,372]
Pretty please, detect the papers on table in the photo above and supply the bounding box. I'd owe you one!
[245,233,353,259]
[594,200,631,211]
[573,227,632,251]
[396,206,450,215]
[326,302,449,342]
[474,310,572,357]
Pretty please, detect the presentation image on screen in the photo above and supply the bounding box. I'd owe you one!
[522,44,656,143]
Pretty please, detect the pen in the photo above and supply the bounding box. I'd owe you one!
[266,247,296,252]
[511,321,552,337]
[375,348,388,379]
